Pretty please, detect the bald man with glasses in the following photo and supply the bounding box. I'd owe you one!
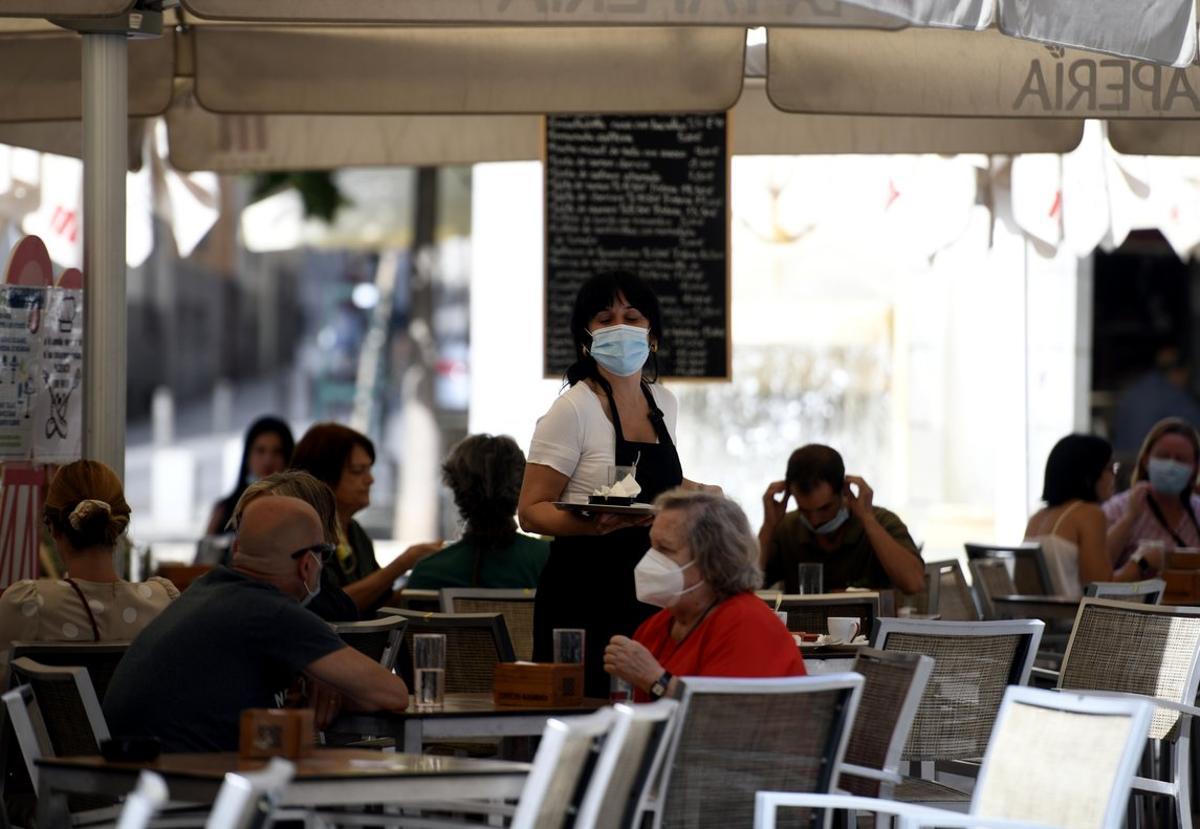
[104,496,409,753]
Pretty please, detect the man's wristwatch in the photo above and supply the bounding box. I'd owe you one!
[648,671,673,699]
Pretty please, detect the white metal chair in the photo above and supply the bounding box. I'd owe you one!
[204,756,295,829]
[575,699,679,829]
[754,685,1154,829]
[636,674,863,829]
[872,617,1043,805]
[509,708,614,829]
[1083,579,1166,604]
[115,770,169,829]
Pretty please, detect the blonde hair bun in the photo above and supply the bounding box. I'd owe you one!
[68,499,113,531]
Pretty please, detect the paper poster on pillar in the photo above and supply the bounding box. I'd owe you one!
[32,288,82,463]
[0,285,40,460]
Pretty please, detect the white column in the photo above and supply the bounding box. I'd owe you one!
[82,32,128,480]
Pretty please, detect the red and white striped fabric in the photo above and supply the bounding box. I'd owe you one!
[0,462,44,590]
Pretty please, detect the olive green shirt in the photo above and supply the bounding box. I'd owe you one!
[764,506,921,592]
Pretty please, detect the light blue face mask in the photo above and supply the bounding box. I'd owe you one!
[300,551,322,607]
[589,324,650,377]
[800,506,850,535]
[1148,457,1195,495]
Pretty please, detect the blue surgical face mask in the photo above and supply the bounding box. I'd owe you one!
[300,552,322,607]
[589,324,650,377]
[800,506,850,535]
[1148,457,1195,495]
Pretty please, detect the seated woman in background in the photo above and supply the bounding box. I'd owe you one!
[205,416,294,536]
[291,422,441,614]
[0,460,178,683]
[603,489,804,702]
[407,434,550,590]
[1103,417,1200,568]
[230,469,359,622]
[1025,434,1162,599]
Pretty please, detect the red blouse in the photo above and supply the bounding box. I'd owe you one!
[632,591,806,700]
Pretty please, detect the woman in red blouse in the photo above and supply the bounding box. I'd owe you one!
[603,489,805,701]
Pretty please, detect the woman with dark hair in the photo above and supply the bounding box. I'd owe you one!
[205,416,294,536]
[1104,417,1200,566]
[1024,434,1159,598]
[291,422,441,613]
[518,271,716,697]
[407,434,549,589]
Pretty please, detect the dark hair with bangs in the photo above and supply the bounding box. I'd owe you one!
[565,271,664,389]
[1041,433,1112,506]
[290,422,376,490]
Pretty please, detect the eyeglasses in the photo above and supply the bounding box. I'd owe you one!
[290,542,336,564]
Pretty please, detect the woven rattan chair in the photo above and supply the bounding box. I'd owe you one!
[838,649,934,799]
[331,616,407,671]
[8,658,108,760]
[576,699,679,829]
[393,588,441,612]
[7,641,128,698]
[755,685,1154,829]
[873,617,1043,806]
[378,608,515,693]
[755,592,881,636]
[637,674,863,829]
[439,588,537,661]
[1083,579,1166,604]
[1041,598,1200,829]
[923,560,979,621]
[964,542,1053,596]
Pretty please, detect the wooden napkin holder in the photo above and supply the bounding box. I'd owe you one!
[239,709,315,760]
[493,661,584,707]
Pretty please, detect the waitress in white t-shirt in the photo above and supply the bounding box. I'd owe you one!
[519,271,707,698]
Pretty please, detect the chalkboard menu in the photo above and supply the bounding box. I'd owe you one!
[544,114,730,379]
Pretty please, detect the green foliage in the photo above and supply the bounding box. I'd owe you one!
[248,171,350,223]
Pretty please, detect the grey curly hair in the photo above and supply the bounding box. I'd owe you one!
[653,488,762,599]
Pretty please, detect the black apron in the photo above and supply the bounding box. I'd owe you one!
[533,382,684,698]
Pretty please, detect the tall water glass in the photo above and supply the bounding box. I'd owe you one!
[413,633,446,710]
[553,628,586,665]
[797,563,824,595]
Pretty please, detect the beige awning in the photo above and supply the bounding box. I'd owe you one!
[0,120,144,167]
[768,27,1200,118]
[0,20,172,122]
[181,0,905,27]
[0,0,131,16]
[190,25,746,115]
[1108,121,1200,154]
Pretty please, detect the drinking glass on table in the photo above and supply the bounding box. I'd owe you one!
[553,628,586,665]
[797,563,824,595]
[413,633,446,710]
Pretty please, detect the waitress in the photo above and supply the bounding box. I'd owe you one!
[519,270,710,697]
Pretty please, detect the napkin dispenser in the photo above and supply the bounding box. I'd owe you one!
[239,708,315,759]
[493,661,585,707]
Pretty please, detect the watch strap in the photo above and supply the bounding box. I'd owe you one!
[649,671,673,698]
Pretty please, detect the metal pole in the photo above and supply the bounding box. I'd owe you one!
[82,32,128,480]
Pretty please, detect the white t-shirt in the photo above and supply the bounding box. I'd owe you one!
[528,381,679,504]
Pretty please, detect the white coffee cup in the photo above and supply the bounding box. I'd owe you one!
[827,617,861,644]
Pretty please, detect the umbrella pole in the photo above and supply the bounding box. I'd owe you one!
[81,32,128,480]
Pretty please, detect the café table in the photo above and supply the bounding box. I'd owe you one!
[36,747,530,826]
[329,692,608,754]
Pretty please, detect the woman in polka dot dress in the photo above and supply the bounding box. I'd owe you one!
[0,460,178,685]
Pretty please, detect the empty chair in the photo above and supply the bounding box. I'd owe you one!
[638,674,863,829]
[331,616,407,671]
[838,649,934,799]
[576,699,679,829]
[7,641,128,698]
[440,588,537,661]
[509,709,613,829]
[378,608,515,693]
[756,592,880,636]
[8,658,108,760]
[965,542,1053,596]
[754,685,1154,829]
[1046,598,1200,829]
[204,756,295,829]
[923,560,979,621]
[872,617,1044,805]
[393,589,441,613]
[1084,578,1165,603]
